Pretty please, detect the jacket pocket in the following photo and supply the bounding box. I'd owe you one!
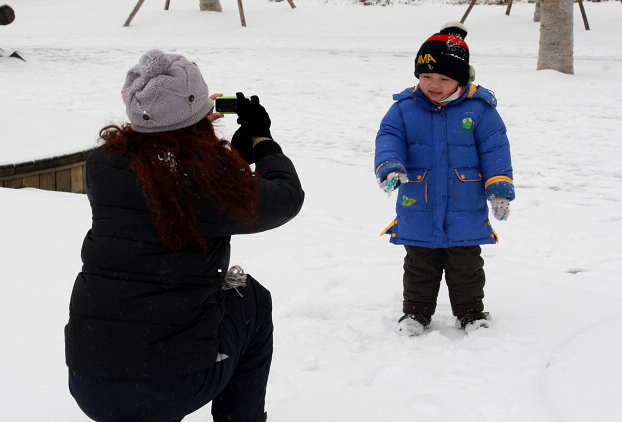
[399,168,429,210]
[450,168,486,211]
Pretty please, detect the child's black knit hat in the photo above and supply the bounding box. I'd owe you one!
[414,22,471,86]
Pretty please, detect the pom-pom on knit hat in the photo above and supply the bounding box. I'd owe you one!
[122,49,213,133]
[414,22,471,86]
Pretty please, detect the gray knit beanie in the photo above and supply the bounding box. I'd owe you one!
[122,49,213,133]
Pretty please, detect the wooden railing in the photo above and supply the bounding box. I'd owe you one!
[0,148,97,194]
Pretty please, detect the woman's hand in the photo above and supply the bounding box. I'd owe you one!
[234,92,271,138]
[206,93,224,122]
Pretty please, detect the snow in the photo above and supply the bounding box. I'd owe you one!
[2,0,622,421]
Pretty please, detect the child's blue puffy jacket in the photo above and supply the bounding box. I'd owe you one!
[375,83,514,248]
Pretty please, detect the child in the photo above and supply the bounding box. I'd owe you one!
[374,22,514,335]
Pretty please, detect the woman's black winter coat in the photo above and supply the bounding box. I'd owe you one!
[65,140,304,379]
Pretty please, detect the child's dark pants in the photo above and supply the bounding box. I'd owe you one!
[402,245,486,317]
[68,275,273,422]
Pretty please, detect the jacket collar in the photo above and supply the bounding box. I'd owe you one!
[392,83,498,109]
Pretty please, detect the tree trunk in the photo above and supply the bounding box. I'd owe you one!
[537,0,574,75]
[200,0,223,12]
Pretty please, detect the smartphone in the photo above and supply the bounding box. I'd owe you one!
[215,97,237,114]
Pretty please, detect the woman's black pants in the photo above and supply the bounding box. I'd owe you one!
[69,275,273,422]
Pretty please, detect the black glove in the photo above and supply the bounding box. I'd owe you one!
[235,92,271,138]
[231,126,255,165]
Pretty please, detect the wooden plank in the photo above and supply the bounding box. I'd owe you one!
[56,169,72,192]
[22,175,40,189]
[70,165,84,193]
[3,178,23,189]
[1,161,86,181]
[54,152,82,167]
[81,164,87,193]
[39,172,56,191]
[35,157,55,171]
[15,160,35,174]
[0,164,16,177]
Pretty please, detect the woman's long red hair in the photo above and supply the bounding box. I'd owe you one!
[100,118,258,252]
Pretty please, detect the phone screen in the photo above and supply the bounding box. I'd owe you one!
[215,97,237,114]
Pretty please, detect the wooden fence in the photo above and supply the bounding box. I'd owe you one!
[0,148,97,194]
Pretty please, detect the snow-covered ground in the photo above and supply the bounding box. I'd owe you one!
[1,0,622,420]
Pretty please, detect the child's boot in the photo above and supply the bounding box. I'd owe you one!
[396,313,431,336]
[456,311,490,332]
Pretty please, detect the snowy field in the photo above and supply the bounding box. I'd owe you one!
[1,0,622,421]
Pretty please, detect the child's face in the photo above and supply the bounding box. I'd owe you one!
[418,73,460,104]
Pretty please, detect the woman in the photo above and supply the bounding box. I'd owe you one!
[64,49,304,422]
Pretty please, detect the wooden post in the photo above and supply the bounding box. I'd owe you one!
[55,169,72,192]
[39,172,55,191]
[124,0,145,27]
[237,0,247,27]
[125,0,294,28]
[70,166,84,193]
[505,0,514,15]
[3,178,22,189]
[22,175,40,189]
[578,0,590,30]
[460,0,477,24]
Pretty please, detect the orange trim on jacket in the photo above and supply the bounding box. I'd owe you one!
[484,175,513,190]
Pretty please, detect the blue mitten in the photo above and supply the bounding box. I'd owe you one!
[376,161,408,194]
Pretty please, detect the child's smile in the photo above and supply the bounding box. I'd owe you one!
[418,73,460,104]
